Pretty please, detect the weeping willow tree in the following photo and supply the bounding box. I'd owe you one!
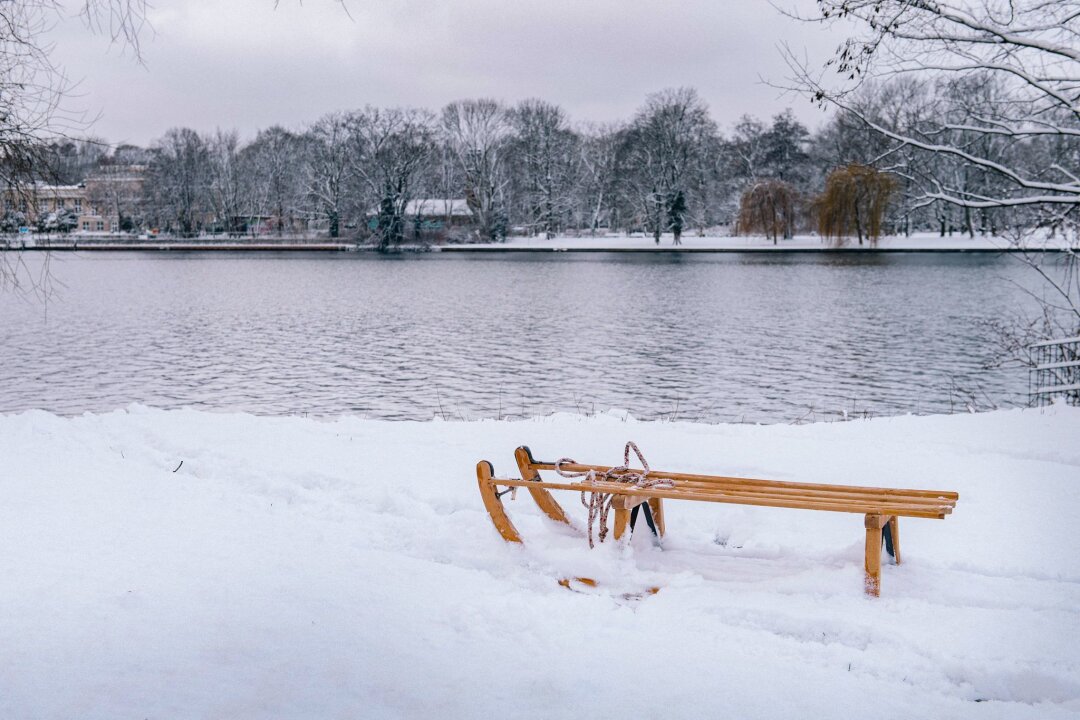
[817,164,895,246]
[737,179,797,244]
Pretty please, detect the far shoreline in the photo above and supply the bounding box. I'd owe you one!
[1,232,1070,254]
[0,243,1066,254]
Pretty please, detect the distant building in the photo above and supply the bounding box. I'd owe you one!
[83,165,146,233]
[404,198,472,227]
[368,199,470,223]
[1,178,138,234]
[365,198,473,241]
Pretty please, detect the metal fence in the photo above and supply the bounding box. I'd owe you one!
[1030,336,1080,406]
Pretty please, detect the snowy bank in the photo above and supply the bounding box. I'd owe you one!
[451,231,1074,252]
[2,406,1079,718]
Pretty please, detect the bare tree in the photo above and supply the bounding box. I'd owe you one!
[724,110,815,235]
[785,0,1079,215]
[577,122,622,235]
[1,0,148,290]
[617,88,718,244]
[729,116,771,182]
[203,130,247,236]
[762,110,813,187]
[242,126,309,236]
[785,0,1080,336]
[615,123,666,241]
[47,137,108,184]
[349,107,436,250]
[144,128,211,236]
[306,112,353,239]
[1,2,144,176]
[441,99,510,242]
[506,99,581,239]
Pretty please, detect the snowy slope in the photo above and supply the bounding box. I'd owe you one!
[1,406,1078,718]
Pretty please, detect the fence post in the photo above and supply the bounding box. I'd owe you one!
[1029,336,1080,406]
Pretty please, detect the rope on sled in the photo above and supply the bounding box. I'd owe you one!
[554,441,674,548]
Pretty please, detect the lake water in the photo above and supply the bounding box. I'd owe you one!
[0,251,1045,423]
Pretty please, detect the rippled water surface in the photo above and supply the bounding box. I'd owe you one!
[0,251,1043,422]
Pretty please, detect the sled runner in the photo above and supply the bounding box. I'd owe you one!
[477,445,959,597]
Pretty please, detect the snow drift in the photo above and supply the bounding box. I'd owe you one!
[1,405,1078,718]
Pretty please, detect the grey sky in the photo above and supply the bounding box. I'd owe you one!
[49,0,849,146]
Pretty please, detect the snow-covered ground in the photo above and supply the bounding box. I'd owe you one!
[2,405,1079,718]
[457,231,1075,251]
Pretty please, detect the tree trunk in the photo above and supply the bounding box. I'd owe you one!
[591,193,603,236]
[545,197,555,240]
[653,196,662,244]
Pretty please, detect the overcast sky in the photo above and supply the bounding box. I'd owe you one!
[48,0,850,146]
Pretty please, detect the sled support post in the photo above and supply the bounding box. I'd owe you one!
[888,515,901,564]
[864,513,884,597]
[613,507,630,540]
[477,461,522,543]
[515,446,571,526]
[648,498,665,537]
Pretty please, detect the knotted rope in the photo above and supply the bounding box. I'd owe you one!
[554,442,674,548]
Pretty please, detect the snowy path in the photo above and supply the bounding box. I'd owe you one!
[2,406,1078,718]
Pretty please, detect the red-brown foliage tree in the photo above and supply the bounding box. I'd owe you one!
[817,164,895,246]
[737,179,797,244]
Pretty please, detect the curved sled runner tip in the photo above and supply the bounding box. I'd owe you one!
[558,576,661,600]
[558,576,598,589]
[515,446,572,526]
[476,460,522,543]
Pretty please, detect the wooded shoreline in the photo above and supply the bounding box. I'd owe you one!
[1,242,1065,254]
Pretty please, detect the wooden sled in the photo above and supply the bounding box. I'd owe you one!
[477,446,959,597]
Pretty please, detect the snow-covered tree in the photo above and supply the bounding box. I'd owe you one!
[0,1,147,189]
[206,130,246,235]
[577,122,622,234]
[616,88,719,244]
[506,99,581,239]
[441,99,511,242]
[241,126,309,236]
[762,110,812,187]
[1,0,148,290]
[787,0,1080,218]
[729,116,771,183]
[46,138,108,185]
[349,107,436,250]
[143,128,211,236]
[787,0,1080,334]
[306,112,354,239]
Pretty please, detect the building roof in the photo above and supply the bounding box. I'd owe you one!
[403,199,471,217]
[31,184,86,198]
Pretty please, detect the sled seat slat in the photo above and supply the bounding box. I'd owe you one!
[483,477,952,518]
[532,461,958,501]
